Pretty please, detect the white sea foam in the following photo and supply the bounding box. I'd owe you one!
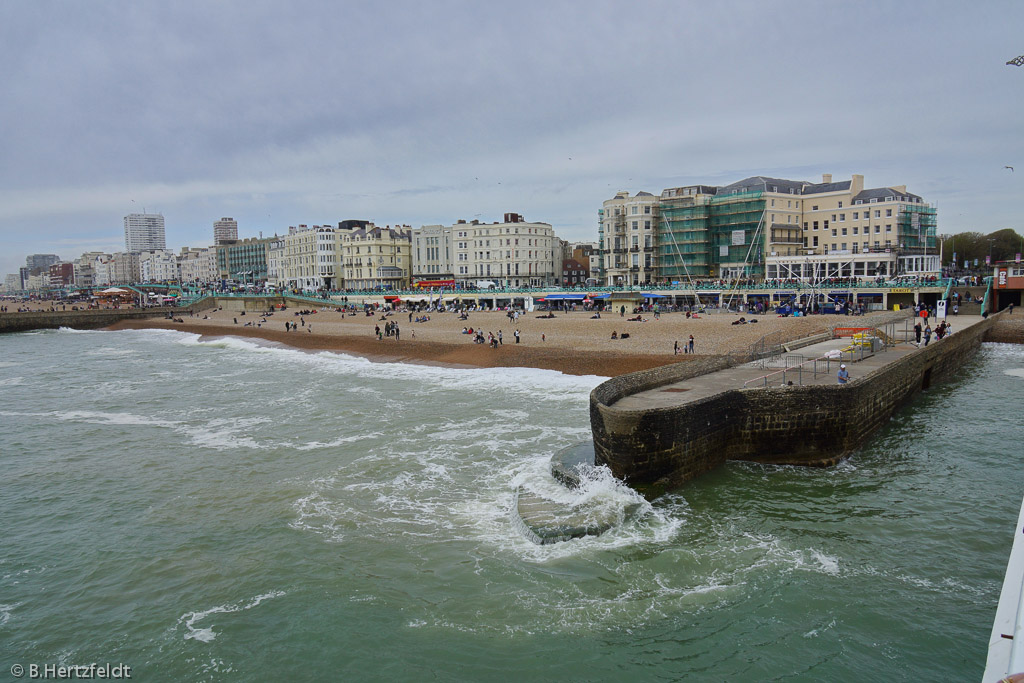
[57,327,98,334]
[803,619,837,638]
[0,361,21,368]
[179,590,285,642]
[131,327,605,396]
[0,603,16,626]
[0,377,25,386]
[292,433,382,451]
[42,409,269,451]
[1004,368,1024,379]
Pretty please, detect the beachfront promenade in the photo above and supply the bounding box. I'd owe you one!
[590,312,997,493]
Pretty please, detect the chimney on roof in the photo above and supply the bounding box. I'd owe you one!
[851,174,864,196]
[822,173,832,184]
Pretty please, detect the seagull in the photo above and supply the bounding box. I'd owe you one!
[1007,166,1015,172]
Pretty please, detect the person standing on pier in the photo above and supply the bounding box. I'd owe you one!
[837,364,850,385]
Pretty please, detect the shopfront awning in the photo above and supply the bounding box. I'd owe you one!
[543,293,587,300]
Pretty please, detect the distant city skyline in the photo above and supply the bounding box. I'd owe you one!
[1,2,1022,280]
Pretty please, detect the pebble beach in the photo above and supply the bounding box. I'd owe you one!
[109,304,859,377]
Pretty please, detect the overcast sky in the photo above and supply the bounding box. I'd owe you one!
[2,0,1022,277]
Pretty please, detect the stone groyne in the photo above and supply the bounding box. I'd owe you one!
[0,308,175,334]
[590,314,1001,494]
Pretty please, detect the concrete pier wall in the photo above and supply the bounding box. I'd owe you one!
[590,314,1000,492]
[0,308,175,334]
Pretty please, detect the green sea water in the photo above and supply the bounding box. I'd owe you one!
[1,328,1022,681]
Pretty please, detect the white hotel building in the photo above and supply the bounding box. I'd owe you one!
[412,213,559,288]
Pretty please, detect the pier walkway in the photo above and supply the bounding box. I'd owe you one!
[612,315,985,411]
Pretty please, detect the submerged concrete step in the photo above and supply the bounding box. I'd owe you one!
[513,486,621,545]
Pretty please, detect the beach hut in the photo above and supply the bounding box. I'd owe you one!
[607,291,643,314]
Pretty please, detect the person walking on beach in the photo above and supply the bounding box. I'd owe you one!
[395,325,400,341]
[688,335,695,354]
[498,330,503,345]
[837,364,850,385]
[514,329,520,344]
[674,340,679,355]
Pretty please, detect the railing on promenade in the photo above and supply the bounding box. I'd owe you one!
[171,278,958,308]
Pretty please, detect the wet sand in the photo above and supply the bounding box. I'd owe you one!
[108,305,853,377]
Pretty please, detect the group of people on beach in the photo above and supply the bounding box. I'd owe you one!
[375,320,401,341]
[672,336,695,355]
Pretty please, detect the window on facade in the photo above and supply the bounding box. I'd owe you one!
[632,221,638,230]
[644,221,651,229]
[644,206,651,214]
[886,209,893,217]
[841,228,847,236]
[886,224,892,232]
[853,227,858,235]
[832,229,837,237]
[838,201,843,208]
[812,205,818,211]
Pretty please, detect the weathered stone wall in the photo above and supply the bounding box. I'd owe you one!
[591,313,999,492]
[209,297,287,313]
[0,308,174,334]
[986,314,1024,344]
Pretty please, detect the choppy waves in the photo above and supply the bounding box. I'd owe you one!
[179,591,286,642]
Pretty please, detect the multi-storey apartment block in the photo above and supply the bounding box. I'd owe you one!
[124,213,166,252]
[216,236,277,284]
[179,247,218,284]
[338,223,412,290]
[139,249,179,283]
[415,213,558,288]
[213,217,239,245]
[598,192,660,286]
[599,173,937,285]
